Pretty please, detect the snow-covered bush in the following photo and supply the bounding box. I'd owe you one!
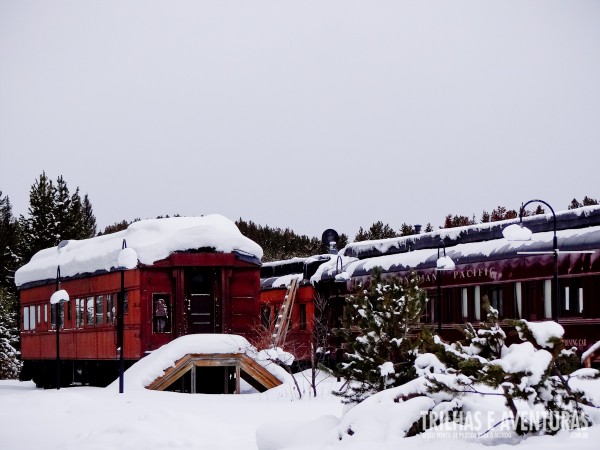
[424,297,593,436]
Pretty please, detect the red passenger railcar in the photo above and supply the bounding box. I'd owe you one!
[17,215,263,388]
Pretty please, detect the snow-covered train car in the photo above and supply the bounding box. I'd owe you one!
[16,215,263,388]
[312,206,600,365]
[258,255,332,360]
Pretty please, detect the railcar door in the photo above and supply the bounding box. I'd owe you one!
[186,269,220,334]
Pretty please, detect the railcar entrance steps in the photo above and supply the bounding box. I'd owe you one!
[271,277,299,348]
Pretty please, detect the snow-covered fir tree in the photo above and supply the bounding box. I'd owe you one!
[0,191,20,291]
[0,287,21,379]
[335,269,428,403]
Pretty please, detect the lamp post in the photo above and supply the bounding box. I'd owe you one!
[436,241,455,333]
[503,199,595,322]
[502,200,559,321]
[116,239,138,393]
[50,266,69,390]
[523,200,559,322]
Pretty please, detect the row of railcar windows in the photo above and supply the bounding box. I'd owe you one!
[22,292,128,331]
[435,278,591,325]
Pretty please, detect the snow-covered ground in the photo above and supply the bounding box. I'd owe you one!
[2,330,599,450]
[1,369,599,450]
[0,372,342,450]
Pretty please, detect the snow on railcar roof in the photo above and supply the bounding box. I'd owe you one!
[341,205,600,259]
[15,214,263,287]
[312,224,600,283]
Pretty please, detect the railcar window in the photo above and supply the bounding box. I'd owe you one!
[51,304,64,328]
[106,294,114,324]
[579,288,584,314]
[299,304,307,330]
[75,298,84,327]
[59,303,64,328]
[544,280,552,319]
[29,305,36,330]
[95,295,104,325]
[44,304,48,323]
[23,307,29,331]
[152,294,170,333]
[261,305,272,329]
[461,288,468,320]
[37,305,41,324]
[86,297,95,325]
[515,282,523,319]
[474,286,481,321]
[489,287,503,317]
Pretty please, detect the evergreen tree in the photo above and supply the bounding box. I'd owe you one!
[334,270,428,404]
[0,287,21,379]
[400,223,415,236]
[20,173,97,262]
[99,219,139,236]
[81,194,97,238]
[582,196,599,206]
[21,172,59,263]
[68,187,86,238]
[353,221,399,242]
[354,226,370,242]
[568,197,598,209]
[54,175,72,241]
[490,206,518,222]
[235,218,328,261]
[424,223,434,233]
[443,214,475,228]
[0,191,20,292]
[568,198,582,210]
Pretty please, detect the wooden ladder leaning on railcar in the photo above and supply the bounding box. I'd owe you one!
[271,278,299,348]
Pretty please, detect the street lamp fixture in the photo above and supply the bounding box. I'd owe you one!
[116,239,138,393]
[436,241,455,333]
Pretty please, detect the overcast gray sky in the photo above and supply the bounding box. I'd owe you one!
[1,1,599,239]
